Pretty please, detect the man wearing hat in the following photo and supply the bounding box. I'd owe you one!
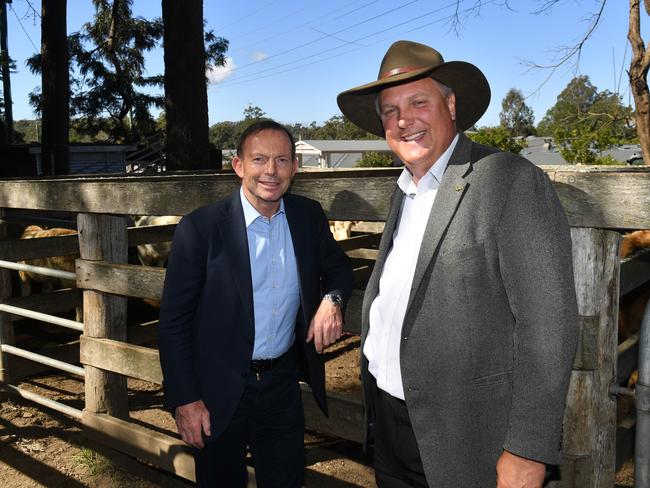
[338,40,578,487]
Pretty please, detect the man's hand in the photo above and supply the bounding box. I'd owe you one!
[496,450,546,488]
[175,400,211,449]
[306,299,343,353]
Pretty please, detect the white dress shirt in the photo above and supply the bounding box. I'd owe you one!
[364,134,459,399]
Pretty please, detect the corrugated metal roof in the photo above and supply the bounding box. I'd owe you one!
[297,140,392,152]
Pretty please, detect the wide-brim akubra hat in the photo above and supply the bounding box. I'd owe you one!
[337,40,491,137]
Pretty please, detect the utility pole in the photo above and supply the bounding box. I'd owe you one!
[0,0,14,144]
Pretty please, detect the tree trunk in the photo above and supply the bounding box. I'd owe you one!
[162,0,211,171]
[41,0,70,175]
[629,0,650,165]
[0,1,14,144]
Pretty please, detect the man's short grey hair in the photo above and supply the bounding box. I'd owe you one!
[375,77,454,116]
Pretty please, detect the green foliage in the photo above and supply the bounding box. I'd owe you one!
[537,76,635,163]
[593,154,621,165]
[499,88,535,136]
[356,152,393,168]
[467,126,527,154]
[27,0,228,144]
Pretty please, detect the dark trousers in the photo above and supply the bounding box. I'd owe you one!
[371,377,429,488]
[195,352,304,488]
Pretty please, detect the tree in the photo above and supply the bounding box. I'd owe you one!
[311,115,378,140]
[28,0,163,142]
[162,0,228,171]
[453,1,649,164]
[356,151,393,167]
[468,126,527,154]
[0,0,14,143]
[537,76,635,163]
[40,0,69,174]
[499,88,535,137]
[243,104,266,120]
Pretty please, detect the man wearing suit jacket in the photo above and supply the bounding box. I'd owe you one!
[158,119,353,487]
[337,41,578,487]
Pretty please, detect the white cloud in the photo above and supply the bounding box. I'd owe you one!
[252,51,268,62]
[207,57,236,84]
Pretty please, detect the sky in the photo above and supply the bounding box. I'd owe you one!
[4,0,637,130]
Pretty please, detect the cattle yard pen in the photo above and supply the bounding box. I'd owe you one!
[0,166,648,487]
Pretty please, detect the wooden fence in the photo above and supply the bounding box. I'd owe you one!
[0,166,648,486]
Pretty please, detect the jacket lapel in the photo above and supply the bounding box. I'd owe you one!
[405,134,473,314]
[220,192,255,322]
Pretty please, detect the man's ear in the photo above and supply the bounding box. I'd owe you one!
[292,158,299,175]
[447,92,457,122]
[232,157,243,178]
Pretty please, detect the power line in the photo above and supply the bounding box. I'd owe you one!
[8,3,38,51]
[215,0,480,89]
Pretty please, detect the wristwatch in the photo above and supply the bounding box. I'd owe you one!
[322,292,343,307]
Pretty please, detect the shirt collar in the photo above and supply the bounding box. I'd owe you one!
[397,133,460,195]
[240,187,285,227]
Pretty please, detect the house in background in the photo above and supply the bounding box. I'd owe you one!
[520,136,644,165]
[295,139,395,168]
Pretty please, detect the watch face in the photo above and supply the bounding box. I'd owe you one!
[325,293,343,305]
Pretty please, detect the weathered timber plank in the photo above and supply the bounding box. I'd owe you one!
[82,411,196,482]
[346,248,379,260]
[0,232,79,261]
[80,335,162,384]
[0,221,13,390]
[336,233,381,252]
[76,260,165,300]
[79,336,364,445]
[556,228,620,488]
[78,214,129,419]
[0,224,177,262]
[300,383,363,443]
[0,289,82,321]
[0,167,646,227]
[547,167,650,229]
[127,224,177,247]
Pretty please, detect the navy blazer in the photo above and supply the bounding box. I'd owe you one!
[158,191,353,440]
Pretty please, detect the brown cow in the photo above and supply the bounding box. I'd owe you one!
[18,225,78,296]
[619,230,650,342]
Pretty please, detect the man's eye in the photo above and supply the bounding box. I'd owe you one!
[414,99,427,107]
[381,108,396,117]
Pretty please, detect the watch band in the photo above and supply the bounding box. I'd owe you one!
[322,292,343,307]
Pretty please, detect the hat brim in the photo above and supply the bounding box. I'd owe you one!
[337,61,490,137]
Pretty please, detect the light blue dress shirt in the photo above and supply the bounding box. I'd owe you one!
[240,189,301,360]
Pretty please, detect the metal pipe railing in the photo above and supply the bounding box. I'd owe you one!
[636,300,650,487]
[1,344,85,377]
[0,303,83,331]
[0,259,76,281]
[3,383,82,419]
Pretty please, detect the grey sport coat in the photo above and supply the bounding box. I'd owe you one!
[361,133,579,487]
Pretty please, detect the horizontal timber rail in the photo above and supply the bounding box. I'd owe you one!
[0,166,646,228]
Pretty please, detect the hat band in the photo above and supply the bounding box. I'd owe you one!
[379,65,425,79]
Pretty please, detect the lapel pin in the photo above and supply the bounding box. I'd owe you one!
[454,184,464,192]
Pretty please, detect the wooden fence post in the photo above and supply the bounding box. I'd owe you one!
[77,213,128,419]
[0,218,14,398]
[553,228,619,488]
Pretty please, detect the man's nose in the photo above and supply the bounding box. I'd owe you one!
[397,109,412,129]
[265,160,277,174]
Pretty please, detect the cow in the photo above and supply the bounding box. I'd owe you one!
[18,225,81,323]
[619,230,650,342]
[18,225,78,296]
[133,215,182,267]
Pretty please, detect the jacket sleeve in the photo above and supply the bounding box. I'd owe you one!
[314,202,354,306]
[157,214,207,409]
[496,165,579,465]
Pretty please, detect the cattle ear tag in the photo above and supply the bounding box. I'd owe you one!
[454,184,465,192]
